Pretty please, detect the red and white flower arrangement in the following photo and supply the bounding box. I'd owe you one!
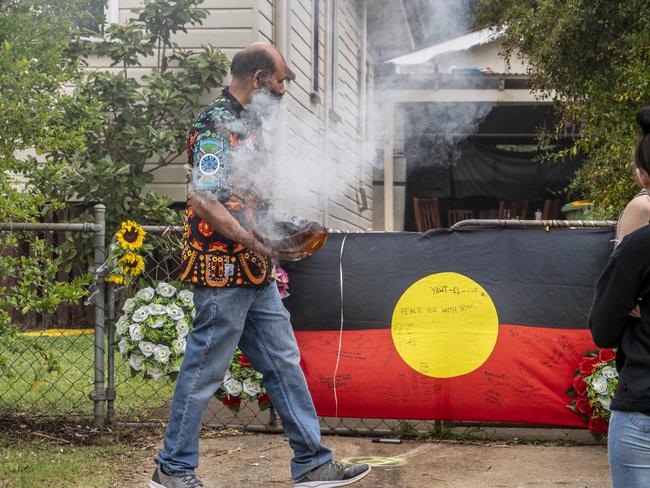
[214,350,272,413]
[567,348,618,436]
[273,266,290,299]
[213,266,290,411]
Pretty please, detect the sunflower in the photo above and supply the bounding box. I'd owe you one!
[107,274,126,285]
[117,252,145,277]
[116,220,146,251]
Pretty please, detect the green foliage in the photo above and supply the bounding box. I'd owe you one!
[0,237,92,317]
[3,0,229,229]
[36,0,230,230]
[0,0,230,381]
[0,0,96,376]
[0,233,93,378]
[392,420,421,439]
[1,0,229,382]
[477,0,650,218]
[0,0,96,222]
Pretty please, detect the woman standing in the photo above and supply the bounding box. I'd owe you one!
[590,106,650,488]
[615,108,650,243]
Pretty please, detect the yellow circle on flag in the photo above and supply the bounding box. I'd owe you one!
[391,272,499,378]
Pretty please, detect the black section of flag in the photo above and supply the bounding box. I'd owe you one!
[282,228,614,331]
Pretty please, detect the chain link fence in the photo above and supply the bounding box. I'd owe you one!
[104,226,434,436]
[1,216,618,437]
[0,206,106,421]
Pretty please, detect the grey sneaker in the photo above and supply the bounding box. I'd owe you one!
[294,460,371,487]
[149,466,210,488]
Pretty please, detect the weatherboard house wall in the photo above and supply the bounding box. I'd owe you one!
[87,0,374,230]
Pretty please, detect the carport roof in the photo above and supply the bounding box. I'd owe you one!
[387,26,505,65]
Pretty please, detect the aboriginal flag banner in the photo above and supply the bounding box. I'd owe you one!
[283,227,614,427]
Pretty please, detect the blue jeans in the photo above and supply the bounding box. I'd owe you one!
[156,282,332,480]
[609,410,650,487]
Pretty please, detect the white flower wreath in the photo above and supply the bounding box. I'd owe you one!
[115,281,194,379]
[116,281,272,412]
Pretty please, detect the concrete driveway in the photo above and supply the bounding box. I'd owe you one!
[121,431,610,488]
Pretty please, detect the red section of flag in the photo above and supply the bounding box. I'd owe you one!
[295,324,595,426]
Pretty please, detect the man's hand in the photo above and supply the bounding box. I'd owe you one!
[630,305,641,319]
[187,194,205,215]
[188,193,279,259]
[187,193,311,262]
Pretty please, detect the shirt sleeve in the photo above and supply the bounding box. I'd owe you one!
[188,121,232,203]
[588,256,639,348]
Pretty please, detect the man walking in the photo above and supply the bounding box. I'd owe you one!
[150,42,371,488]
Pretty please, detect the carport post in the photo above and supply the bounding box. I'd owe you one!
[383,103,395,231]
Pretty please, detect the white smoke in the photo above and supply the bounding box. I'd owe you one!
[390,0,491,173]
[211,0,489,233]
[416,0,477,45]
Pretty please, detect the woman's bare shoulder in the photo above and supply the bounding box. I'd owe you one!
[623,193,650,215]
[617,194,650,242]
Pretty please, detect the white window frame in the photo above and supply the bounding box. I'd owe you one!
[105,0,120,25]
[80,0,119,41]
[328,0,341,123]
[310,0,321,103]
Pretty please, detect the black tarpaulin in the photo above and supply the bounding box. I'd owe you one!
[407,141,583,200]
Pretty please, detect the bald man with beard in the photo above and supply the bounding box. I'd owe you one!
[150,43,371,488]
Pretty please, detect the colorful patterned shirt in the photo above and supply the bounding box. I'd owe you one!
[179,88,273,287]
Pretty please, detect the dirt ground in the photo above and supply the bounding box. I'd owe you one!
[121,431,611,488]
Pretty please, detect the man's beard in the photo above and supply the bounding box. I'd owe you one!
[249,87,283,117]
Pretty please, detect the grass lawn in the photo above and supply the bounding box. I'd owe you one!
[0,430,151,488]
[0,333,174,420]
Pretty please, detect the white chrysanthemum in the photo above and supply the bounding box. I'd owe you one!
[591,375,609,395]
[601,366,617,380]
[115,319,129,336]
[149,318,165,329]
[138,341,155,357]
[167,304,185,321]
[148,303,167,316]
[136,287,155,301]
[176,320,190,338]
[172,338,187,355]
[599,396,612,410]
[132,306,149,323]
[129,323,144,342]
[223,377,243,397]
[153,344,171,363]
[129,353,144,371]
[122,298,136,314]
[147,367,166,380]
[116,314,128,328]
[156,282,177,298]
[243,378,261,398]
[118,337,128,355]
[178,289,194,307]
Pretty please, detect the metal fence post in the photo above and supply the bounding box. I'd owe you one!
[268,407,279,428]
[91,204,106,426]
[107,282,116,423]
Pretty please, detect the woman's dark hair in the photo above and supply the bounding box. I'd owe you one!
[230,48,276,81]
[636,106,650,173]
